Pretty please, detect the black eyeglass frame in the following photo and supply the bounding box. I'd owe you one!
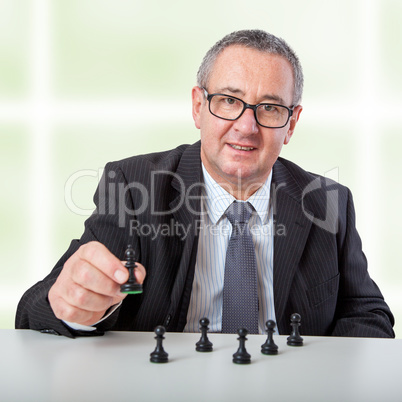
[202,87,294,129]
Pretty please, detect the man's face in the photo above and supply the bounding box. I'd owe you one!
[192,45,302,198]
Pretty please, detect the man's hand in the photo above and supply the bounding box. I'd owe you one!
[48,241,146,326]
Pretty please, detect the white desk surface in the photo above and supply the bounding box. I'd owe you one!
[1,329,399,402]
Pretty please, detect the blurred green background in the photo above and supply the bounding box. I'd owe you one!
[1,0,401,336]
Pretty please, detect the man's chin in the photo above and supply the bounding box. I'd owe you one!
[221,167,266,186]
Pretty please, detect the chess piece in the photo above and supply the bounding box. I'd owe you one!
[287,313,304,346]
[120,245,143,294]
[232,328,251,364]
[196,318,213,352]
[261,320,278,355]
[150,325,169,363]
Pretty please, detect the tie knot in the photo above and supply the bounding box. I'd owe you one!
[225,201,253,226]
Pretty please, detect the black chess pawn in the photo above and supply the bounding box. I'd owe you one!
[232,328,251,364]
[287,313,304,346]
[196,317,213,352]
[120,245,143,294]
[261,320,279,355]
[150,325,169,363]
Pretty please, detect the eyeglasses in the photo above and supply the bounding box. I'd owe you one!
[202,87,294,129]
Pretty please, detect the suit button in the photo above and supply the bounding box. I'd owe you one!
[164,314,171,327]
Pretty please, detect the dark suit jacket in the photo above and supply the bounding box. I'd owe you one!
[16,141,394,338]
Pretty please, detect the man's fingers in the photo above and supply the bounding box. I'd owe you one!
[49,242,146,326]
[50,292,105,324]
[78,242,129,284]
[71,259,122,297]
[63,281,114,312]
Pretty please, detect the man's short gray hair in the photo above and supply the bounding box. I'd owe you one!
[197,29,304,106]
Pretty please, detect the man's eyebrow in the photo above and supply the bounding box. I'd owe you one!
[215,86,244,95]
[215,87,287,105]
[260,94,287,105]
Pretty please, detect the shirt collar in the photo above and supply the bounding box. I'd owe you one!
[201,164,272,225]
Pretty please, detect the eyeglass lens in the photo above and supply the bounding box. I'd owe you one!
[209,94,290,128]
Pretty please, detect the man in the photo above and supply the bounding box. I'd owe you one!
[16,30,394,338]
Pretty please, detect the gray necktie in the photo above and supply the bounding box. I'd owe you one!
[221,201,259,334]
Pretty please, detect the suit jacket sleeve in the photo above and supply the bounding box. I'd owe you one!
[330,187,394,337]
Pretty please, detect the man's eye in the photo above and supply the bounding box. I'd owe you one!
[225,97,236,105]
[263,105,276,112]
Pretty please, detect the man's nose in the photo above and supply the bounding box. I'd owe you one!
[233,107,259,135]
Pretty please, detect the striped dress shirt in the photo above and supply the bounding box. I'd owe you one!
[184,164,276,334]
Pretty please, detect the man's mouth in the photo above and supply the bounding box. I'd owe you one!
[229,144,255,151]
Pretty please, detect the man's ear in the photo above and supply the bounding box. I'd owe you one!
[284,105,303,145]
[192,86,204,129]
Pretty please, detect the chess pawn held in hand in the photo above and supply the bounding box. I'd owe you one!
[120,245,143,294]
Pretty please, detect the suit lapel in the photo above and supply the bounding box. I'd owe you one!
[167,141,202,328]
[272,159,313,330]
